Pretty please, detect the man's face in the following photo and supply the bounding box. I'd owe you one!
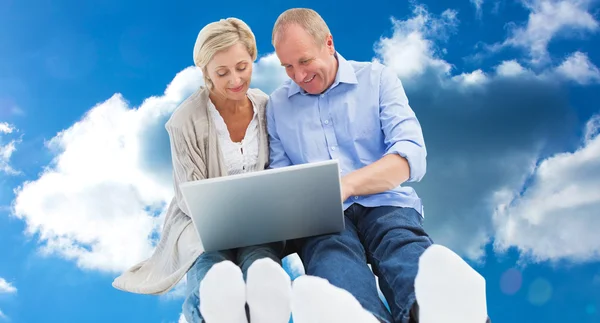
[274,24,337,95]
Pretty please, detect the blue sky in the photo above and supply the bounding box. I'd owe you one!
[1,0,599,322]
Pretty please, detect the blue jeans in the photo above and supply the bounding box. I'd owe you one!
[182,241,284,323]
[294,204,433,323]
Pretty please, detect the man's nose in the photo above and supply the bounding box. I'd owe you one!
[295,69,307,84]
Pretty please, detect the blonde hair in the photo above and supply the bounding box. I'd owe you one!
[193,18,257,88]
[272,8,331,47]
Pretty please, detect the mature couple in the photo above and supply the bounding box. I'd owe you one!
[113,8,487,323]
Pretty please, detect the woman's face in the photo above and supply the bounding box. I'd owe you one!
[205,42,253,101]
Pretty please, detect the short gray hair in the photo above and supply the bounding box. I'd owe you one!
[272,8,331,47]
[193,18,257,88]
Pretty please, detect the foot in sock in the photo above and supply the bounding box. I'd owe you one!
[199,260,248,323]
[246,258,292,323]
[291,275,379,323]
[414,244,489,323]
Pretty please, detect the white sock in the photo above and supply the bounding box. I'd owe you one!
[199,260,248,323]
[291,275,379,323]
[246,258,292,323]
[414,244,489,323]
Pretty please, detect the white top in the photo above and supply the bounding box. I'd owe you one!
[208,99,260,175]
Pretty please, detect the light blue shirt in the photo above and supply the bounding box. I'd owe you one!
[266,52,426,214]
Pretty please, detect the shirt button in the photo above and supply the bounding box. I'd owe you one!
[330,146,336,151]
[324,120,329,125]
[354,196,359,200]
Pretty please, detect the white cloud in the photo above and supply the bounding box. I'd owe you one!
[251,53,288,94]
[373,5,457,80]
[584,114,600,143]
[495,60,527,76]
[493,52,600,86]
[0,124,20,175]
[471,0,484,18]
[452,69,489,86]
[494,0,599,65]
[9,52,290,274]
[0,278,16,294]
[0,277,14,321]
[493,114,600,263]
[0,123,14,134]
[11,66,204,273]
[555,51,600,84]
[0,141,17,161]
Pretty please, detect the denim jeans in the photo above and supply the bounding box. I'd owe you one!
[294,204,433,323]
[182,241,284,323]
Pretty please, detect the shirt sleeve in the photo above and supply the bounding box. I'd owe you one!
[379,66,427,182]
[165,122,207,215]
[266,98,293,169]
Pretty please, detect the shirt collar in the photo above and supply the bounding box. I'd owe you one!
[287,52,358,98]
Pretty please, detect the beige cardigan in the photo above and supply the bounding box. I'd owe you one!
[112,86,271,295]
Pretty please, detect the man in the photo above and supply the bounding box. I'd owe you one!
[266,8,432,323]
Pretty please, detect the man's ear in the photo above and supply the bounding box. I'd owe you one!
[326,34,335,54]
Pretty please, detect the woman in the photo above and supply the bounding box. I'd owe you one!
[112,18,285,323]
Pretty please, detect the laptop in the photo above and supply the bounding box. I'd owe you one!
[179,159,346,252]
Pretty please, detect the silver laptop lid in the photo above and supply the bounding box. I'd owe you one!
[179,159,345,252]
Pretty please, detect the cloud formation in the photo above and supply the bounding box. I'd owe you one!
[8,54,287,274]
[11,67,204,273]
[0,122,20,175]
[493,114,600,263]
[0,123,13,134]
[495,60,527,76]
[471,0,484,18]
[0,278,16,294]
[0,277,16,321]
[373,5,457,80]
[555,51,600,84]
[492,0,599,65]
[251,53,289,94]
